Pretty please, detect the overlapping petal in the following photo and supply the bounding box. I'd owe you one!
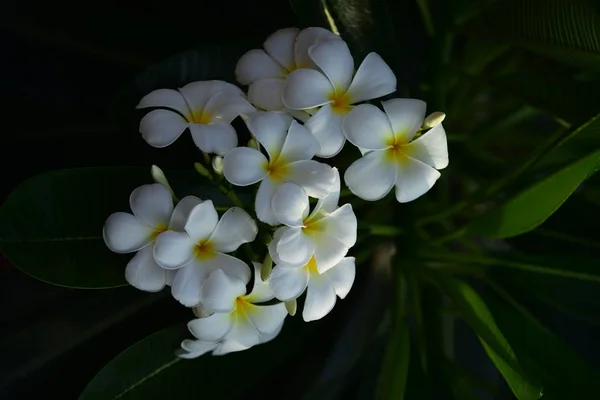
[184,200,219,242]
[344,150,398,201]
[270,264,309,301]
[136,88,191,119]
[382,98,426,142]
[287,160,335,198]
[153,231,195,269]
[188,312,233,341]
[129,184,173,228]
[189,123,238,156]
[264,27,299,70]
[140,109,189,148]
[124,245,169,292]
[308,40,354,91]
[255,178,281,226]
[223,147,269,186]
[244,111,291,158]
[282,69,332,110]
[200,270,247,313]
[343,104,393,150]
[208,208,258,253]
[305,104,347,158]
[248,79,286,111]
[279,120,320,163]
[295,27,340,69]
[395,157,441,203]
[403,123,449,169]
[103,212,153,254]
[235,49,287,85]
[272,183,310,228]
[303,273,337,322]
[324,257,355,298]
[346,53,396,104]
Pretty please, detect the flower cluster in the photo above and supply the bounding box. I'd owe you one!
[103,26,448,357]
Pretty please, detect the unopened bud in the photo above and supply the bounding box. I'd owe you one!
[260,253,273,281]
[151,165,171,189]
[247,138,260,150]
[423,111,446,129]
[194,162,213,181]
[285,299,297,316]
[192,303,212,318]
[211,156,223,175]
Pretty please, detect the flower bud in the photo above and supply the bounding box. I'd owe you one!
[285,299,297,316]
[151,165,171,189]
[247,138,260,150]
[423,111,446,129]
[192,303,212,318]
[260,253,273,281]
[211,156,223,175]
[193,162,213,181]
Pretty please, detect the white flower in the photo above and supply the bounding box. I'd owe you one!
[182,262,286,355]
[343,99,449,203]
[137,80,255,155]
[282,39,396,157]
[270,256,355,322]
[103,184,201,292]
[222,112,335,225]
[152,200,258,307]
[235,27,340,113]
[268,168,357,273]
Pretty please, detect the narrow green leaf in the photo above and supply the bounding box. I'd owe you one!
[465,147,600,238]
[80,320,313,399]
[433,277,542,399]
[0,167,224,288]
[376,317,410,400]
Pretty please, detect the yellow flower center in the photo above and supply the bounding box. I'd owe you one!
[302,214,325,236]
[193,240,215,260]
[384,134,412,164]
[328,90,352,115]
[264,157,290,182]
[191,109,213,125]
[150,225,168,241]
[305,256,319,274]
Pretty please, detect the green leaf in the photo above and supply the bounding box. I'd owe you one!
[479,0,600,72]
[0,167,223,288]
[80,320,314,399]
[376,317,410,400]
[433,277,542,400]
[465,147,600,238]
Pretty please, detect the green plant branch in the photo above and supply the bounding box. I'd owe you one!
[416,0,435,37]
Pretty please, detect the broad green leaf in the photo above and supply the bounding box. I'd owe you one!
[376,317,410,400]
[0,167,224,288]
[434,277,542,400]
[80,319,314,399]
[485,284,600,399]
[479,0,600,72]
[465,147,600,238]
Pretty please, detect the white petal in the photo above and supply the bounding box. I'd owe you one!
[184,200,219,242]
[103,212,153,254]
[303,274,337,322]
[343,104,394,150]
[244,111,292,159]
[255,178,281,226]
[395,156,441,203]
[277,227,315,266]
[346,52,397,104]
[199,269,247,313]
[344,150,398,201]
[136,88,192,120]
[321,204,357,247]
[209,208,258,252]
[171,259,210,307]
[287,108,311,122]
[124,245,168,292]
[264,27,299,70]
[235,49,287,85]
[177,339,219,359]
[223,147,268,186]
[382,98,426,142]
[309,39,354,92]
[269,265,309,301]
[282,69,332,110]
[139,109,188,148]
[188,313,233,341]
[304,104,346,158]
[272,183,310,227]
[245,262,275,303]
[179,81,243,113]
[165,270,176,286]
[313,167,340,214]
[248,79,286,111]
[153,230,195,270]
[268,227,295,267]
[201,252,252,285]
[279,120,320,162]
[204,92,256,123]
[245,302,287,334]
[313,233,349,274]
[287,160,336,198]
[168,196,202,231]
[259,319,284,344]
[129,184,173,228]
[189,122,238,156]
[223,315,260,348]
[404,123,449,169]
[213,338,252,355]
[295,27,341,69]
[325,257,355,299]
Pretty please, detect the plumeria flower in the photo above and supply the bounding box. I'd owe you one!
[223,112,335,225]
[183,263,287,354]
[268,168,357,273]
[153,200,258,307]
[270,256,355,322]
[137,80,255,155]
[343,99,449,203]
[103,184,201,292]
[282,39,396,157]
[235,27,340,114]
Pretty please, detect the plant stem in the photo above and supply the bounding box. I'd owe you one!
[416,0,435,37]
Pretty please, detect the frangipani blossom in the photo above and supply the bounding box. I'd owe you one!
[153,200,257,307]
[269,169,357,273]
[343,99,449,203]
[270,256,355,322]
[235,27,340,114]
[137,80,255,155]
[222,112,335,225]
[183,263,286,354]
[103,184,201,292]
[282,39,397,157]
